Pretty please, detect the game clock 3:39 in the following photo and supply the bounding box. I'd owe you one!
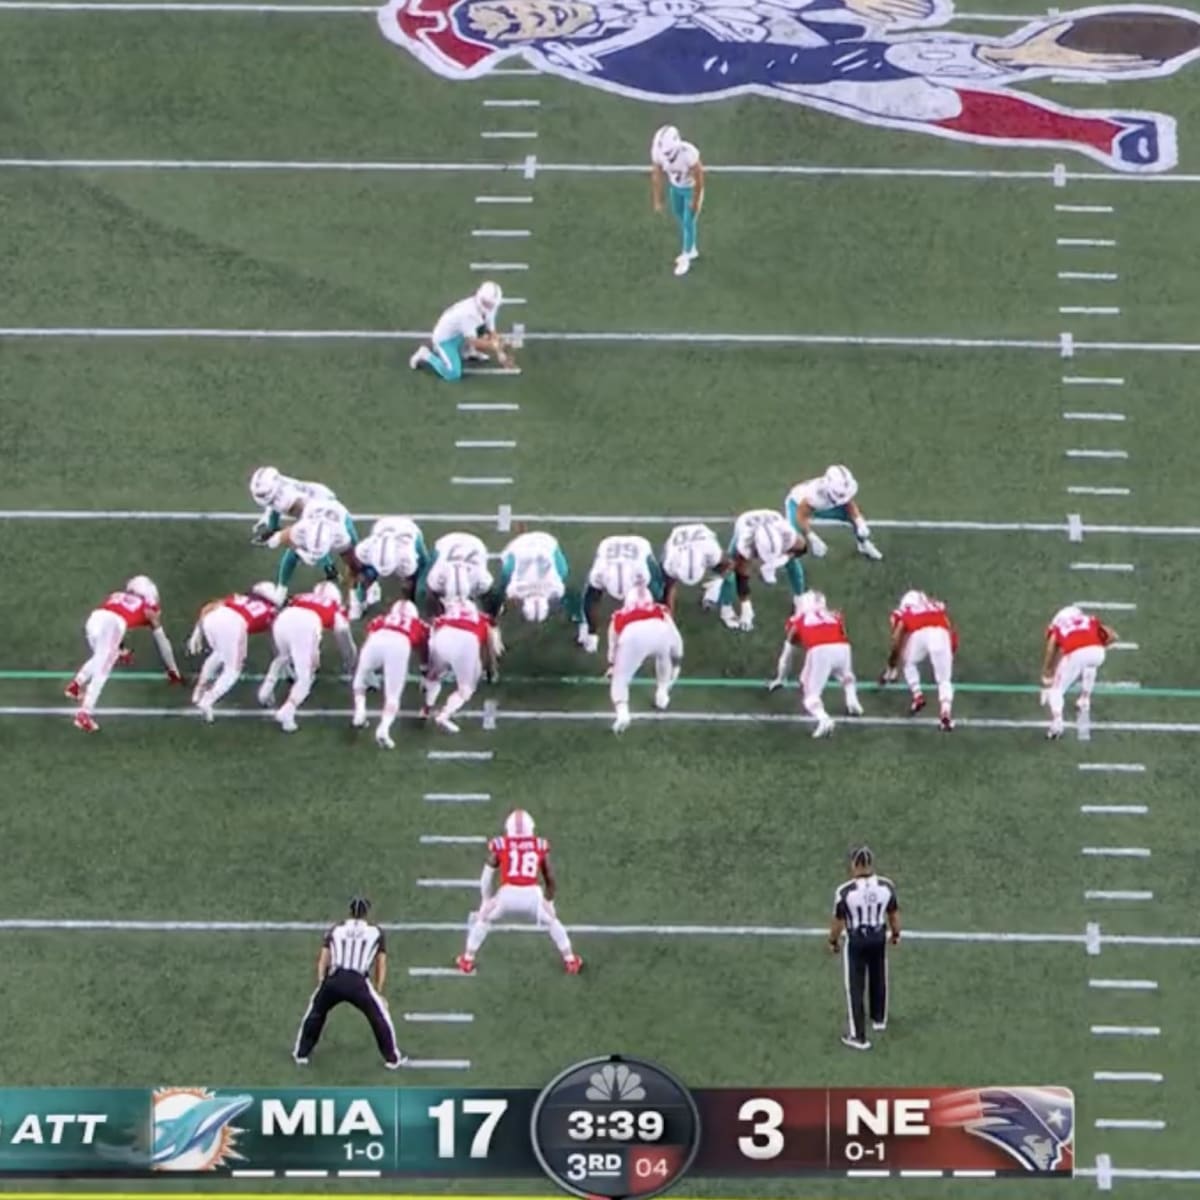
[530,1056,702,1200]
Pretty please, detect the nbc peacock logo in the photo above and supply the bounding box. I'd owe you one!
[585,1063,647,1102]
[151,1087,253,1171]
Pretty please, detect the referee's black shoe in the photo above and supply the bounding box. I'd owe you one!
[841,1035,873,1051]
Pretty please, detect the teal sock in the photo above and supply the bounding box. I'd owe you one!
[682,206,697,254]
[267,510,282,534]
[718,574,736,606]
[785,558,806,594]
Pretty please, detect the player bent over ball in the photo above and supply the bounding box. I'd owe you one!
[352,516,428,612]
[882,590,958,731]
[769,590,863,739]
[660,523,723,613]
[257,582,356,733]
[409,281,513,381]
[426,531,494,608]
[493,529,575,624]
[608,586,683,734]
[580,534,663,653]
[457,809,581,976]
[351,599,429,750]
[703,509,807,632]
[1041,605,1115,740]
[187,582,286,722]
[423,598,501,734]
[67,576,184,732]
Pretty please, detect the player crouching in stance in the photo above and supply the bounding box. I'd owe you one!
[882,590,958,731]
[703,509,807,632]
[494,529,575,625]
[786,465,883,562]
[580,534,663,653]
[608,586,683,735]
[67,576,183,732]
[257,582,356,733]
[769,590,862,738]
[423,598,500,734]
[1041,605,1115,740]
[248,466,337,545]
[409,281,514,381]
[352,600,429,750]
[660,523,723,613]
[187,581,285,722]
[457,809,581,976]
[352,516,427,613]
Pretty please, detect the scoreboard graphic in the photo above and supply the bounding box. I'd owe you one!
[0,1057,1074,1196]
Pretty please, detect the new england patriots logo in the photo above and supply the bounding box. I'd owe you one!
[939,1087,1075,1172]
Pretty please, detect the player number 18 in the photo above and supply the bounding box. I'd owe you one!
[737,1098,785,1160]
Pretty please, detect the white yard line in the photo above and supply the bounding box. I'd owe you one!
[1067,486,1132,495]
[1056,204,1114,214]
[1081,847,1151,858]
[1093,1071,1163,1082]
[455,440,516,449]
[450,476,514,486]
[1091,1025,1162,1037]
[470,229,531,238]
[1095,1119,1166,1131]
[403,1012,474,1023]
[423,792,492,802]
[1057,237,1117,247]
[409,967,472,978]
[1089,979,1157,990]
[416,879,479,889]
[1080,805,1148,815]
[1078,761,1145,770]
[1066,450,1128,459]
[1085,890,1154,901]
[427,750,493,761]
[474,195,533,203]
[457,402,519,412]
[1070,562,1135,572]
[1059,307,1120,316]
[1058,272,1118,282]
[419,835,488,845]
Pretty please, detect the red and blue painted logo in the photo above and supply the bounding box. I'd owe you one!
[378,0,1200,171]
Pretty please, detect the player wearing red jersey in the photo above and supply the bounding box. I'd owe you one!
[882,589,958,731]
[1041,605,1116,740]
[256,582,356,733]
[769,590,863,738]
[186,581,286,722]
[607,585,683,734]
[351,600,429,749]
[456,809,581,976]
[66,575,183,732]
[423,598,500,734]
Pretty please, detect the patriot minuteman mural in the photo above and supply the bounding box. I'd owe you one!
[377,0,1200,171]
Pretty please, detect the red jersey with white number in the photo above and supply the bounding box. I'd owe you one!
[787,609,849,649]
[289,594,342,630]
[223,594,278,635]
[433,612,492,645]
[490,835,549,887]
[1048,612,1109,653]
[613,603,670,637]
[101,591,158,629]
[891,599,951,634]
[367,610,429,647]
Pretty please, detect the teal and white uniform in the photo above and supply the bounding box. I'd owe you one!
[661,523,722,587]
[500,531,569,604]
[254,475,336,535]
[275,497,357,590]
[357,516,428,581]
[724,508,806,592]
[785,468,881,560]
[587,535,663,600]
[420,296,495,383]
[427,531,493,600]
[652,132,701,261]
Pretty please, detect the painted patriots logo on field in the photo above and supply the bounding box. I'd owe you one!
[378,0,1200,171]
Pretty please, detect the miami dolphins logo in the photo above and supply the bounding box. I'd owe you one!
[151,1087,253,1172]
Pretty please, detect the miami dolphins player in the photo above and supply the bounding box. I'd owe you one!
[579,534,663,653]
[661,523,723,612]
[353,516,429,610]
[786,464,883,561]
[266,496,362,605]
[651,125,705,278]
[248,466,338,544]
[426,531,495,606]
[493,529,580,624]
[703,509,808,632]
[409,281,513,381]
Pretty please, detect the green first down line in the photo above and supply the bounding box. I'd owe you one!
[2,670,1197,700]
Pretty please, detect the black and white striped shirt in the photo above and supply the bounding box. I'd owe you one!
[323,919,385,976]
[835,874,898,942]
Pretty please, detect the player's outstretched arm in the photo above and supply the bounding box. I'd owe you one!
[373,952,388,995]
[651,162,665,213]
[148,613,183,683]
[315,943,330,985]
[1039,635,1059,688]
[768,639,794,691]
[691,160,705,214]
[479,853,499,903]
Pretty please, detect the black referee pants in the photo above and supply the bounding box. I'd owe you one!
[844,935,888,1042]
[294,969,402,1064]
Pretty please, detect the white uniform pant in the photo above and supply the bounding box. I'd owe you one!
[465,884,573,959]
[353,630,413,716]
[800,642,857,719]
[427,560,493,601]
[610,619,683,705]
[902,627,954,707]
[77,609,127,710]
[1048,644,1106,717]
[196,607,249,705]
[426,627,483,706]
[267,608,323,711]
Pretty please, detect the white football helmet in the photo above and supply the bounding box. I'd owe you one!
[653,124,682,158]
[1052,604,1084,625]
[476,280,503,313]
[250,466,282,507]
[504,809,535,837]
[312,581,342,606]
[251,581,286,607]
[899,589,927,609]
[522,595,550,623]
[823,464,858,506]
[387,599,419,622]
[125,575,160,607]
[797,589,826,615]
[753,523,793,584]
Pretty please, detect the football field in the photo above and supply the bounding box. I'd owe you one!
[2,0,1200,1196]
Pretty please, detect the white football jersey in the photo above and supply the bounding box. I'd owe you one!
[355,531,418,580]
[432,296,494,344]
[732,510,796,562]
[299,496,351,529]
[588,535,654,600]
[503,532,565,600]
[429,532,493,599]
[786,477,835,514]
[653,140,700,187]
[289,516,351,565]
[661,523,722,587]
[273,477,336,516]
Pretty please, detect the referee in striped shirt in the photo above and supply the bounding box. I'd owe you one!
[830,846,900,1052]
[293,897,407,1068]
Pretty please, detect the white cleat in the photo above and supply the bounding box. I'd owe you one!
[687,247,699,261]
[654,685,671,711]
[813,717,836,739]
[1047,720,1065,740]
[719,605,740,630]
[612,712,631,734]
[845,700,864,717]
[276,709,298,734]
[375,730,396,750]
[737,610,755,633]
[197,699,215,725]
[435,713,461,734]
[581,632,599,654]
[409,346,429,370]
[351,708,368,729]
[857,539,884,561]
[256,682,275,708]
[673,254,690,277]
